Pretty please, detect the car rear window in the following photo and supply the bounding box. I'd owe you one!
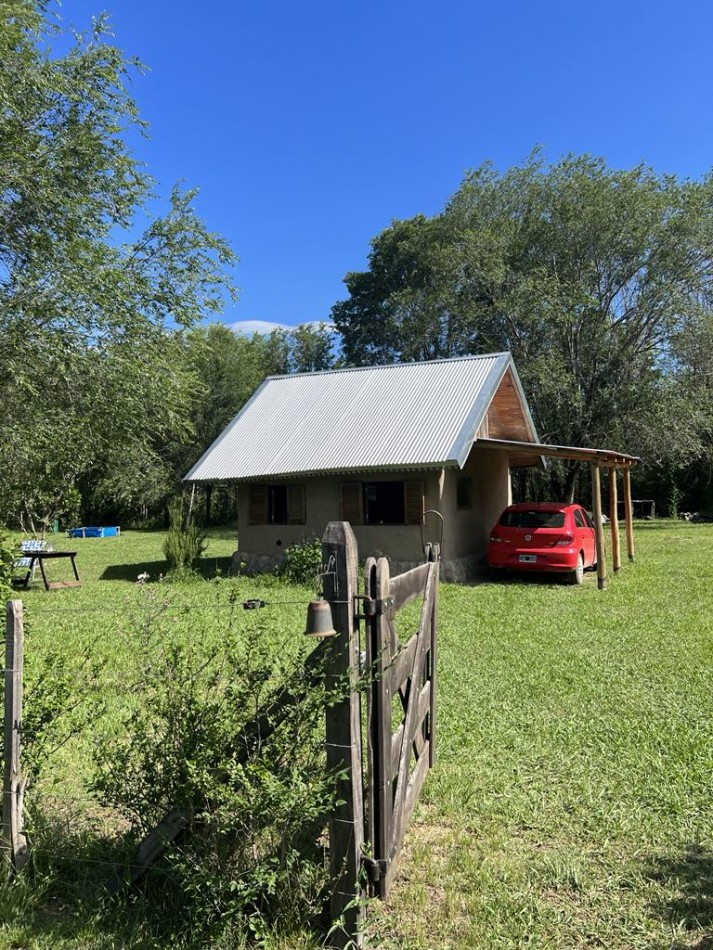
[500,509,566,528]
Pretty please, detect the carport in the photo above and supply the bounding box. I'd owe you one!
[476,438,641,590]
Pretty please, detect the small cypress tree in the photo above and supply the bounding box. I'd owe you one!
[163,498,207,571]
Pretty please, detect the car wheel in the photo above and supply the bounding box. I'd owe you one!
[568,553,584,585]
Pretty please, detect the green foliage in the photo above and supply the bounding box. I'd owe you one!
[0,2,237,529]
[287,322,336,373]
[0,526,14,600]
[0,1,338,529]
[667,478,682,519]
[92,593,336,941]
[276,538,323,586]
[23,648,105,780]
[163,498,207,571]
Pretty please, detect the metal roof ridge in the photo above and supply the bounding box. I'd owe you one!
[261,351,513,382]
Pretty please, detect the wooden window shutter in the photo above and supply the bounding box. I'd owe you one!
[287,484,306,524]
[404,480,425,525]
[340,482,363,525]
[249,484,268,524]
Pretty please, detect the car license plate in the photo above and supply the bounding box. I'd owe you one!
[519,554,537,563]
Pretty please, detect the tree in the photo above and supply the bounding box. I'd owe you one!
[332,151,713,499]
[176,322,337,524]
[288,322,336,373]
[0,2,237,528]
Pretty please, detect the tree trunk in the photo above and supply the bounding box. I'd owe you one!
[563,463,578,504]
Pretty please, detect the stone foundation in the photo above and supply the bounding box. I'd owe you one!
[231,550,280,575]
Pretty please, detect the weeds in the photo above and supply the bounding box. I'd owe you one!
[276,538,322,586]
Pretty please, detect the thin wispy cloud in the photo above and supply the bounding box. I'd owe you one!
[228,319,289,336]
[228,319,335,336]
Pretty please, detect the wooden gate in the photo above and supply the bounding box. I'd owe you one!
[322,522,439,946]
[362,546,439,898]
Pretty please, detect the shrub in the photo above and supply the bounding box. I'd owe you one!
[92,595,337,943]
[276,537,322,586]
[163,497,207,571]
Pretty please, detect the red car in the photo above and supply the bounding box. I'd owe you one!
[487,502,597,585]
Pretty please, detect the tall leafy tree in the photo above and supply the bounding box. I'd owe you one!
[332,152,713,498]
[0,2,237,528]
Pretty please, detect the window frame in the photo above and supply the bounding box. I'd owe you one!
[248,482,306,525]
[339,479,424,526]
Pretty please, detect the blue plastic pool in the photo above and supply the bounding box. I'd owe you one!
[69,526,120,538]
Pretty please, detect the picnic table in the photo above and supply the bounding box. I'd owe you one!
[13,550,81,591]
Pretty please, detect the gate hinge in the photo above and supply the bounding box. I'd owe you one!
[354,595,394,617]
[362,856,388,883]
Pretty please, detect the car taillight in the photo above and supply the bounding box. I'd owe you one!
[555,533,574,546]
[489,534,503,543]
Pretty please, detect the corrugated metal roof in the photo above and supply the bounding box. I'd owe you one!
[184,353,537,482]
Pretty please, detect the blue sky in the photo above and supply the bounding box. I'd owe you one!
[62,0,713,334]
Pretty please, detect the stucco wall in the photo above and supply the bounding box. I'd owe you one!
[234,453,511,578]
[439,448,512,564]
[236,472,442,569]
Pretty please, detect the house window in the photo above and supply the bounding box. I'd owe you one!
[456,476,472,510]
[340,480,424,526]
[364,481,405,524]
[249,484,306,525]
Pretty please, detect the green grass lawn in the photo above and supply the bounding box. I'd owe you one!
[4,521,713,949]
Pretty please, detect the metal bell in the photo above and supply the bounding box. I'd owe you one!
[305,599,337,638]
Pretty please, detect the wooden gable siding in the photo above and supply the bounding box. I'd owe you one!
[486,368,532,442]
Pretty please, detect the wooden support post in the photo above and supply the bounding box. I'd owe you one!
[591,463,607,591]
[3,601,28,870]
[623,467,635,562]
[322,522,364,949]
[609,468,621,572]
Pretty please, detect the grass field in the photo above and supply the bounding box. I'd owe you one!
[3,521,713,949]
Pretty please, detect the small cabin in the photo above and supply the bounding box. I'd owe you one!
[185,353,551,581]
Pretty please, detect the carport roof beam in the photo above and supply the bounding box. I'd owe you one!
[476,438,640,467]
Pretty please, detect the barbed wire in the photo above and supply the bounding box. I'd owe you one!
[19,600,312,616]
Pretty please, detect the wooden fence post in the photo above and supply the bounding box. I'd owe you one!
[322,522,364,949]
[3,601,28,870]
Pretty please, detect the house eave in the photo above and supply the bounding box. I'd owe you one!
[184,460,462,485]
